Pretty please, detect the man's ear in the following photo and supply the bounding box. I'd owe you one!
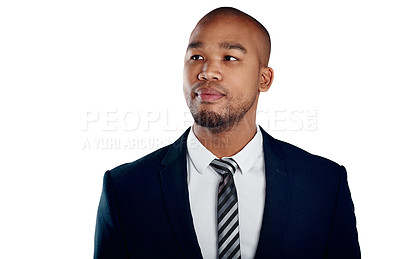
[259,67,274,92]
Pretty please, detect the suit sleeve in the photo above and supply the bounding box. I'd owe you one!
[94,171,128,259]
[324,166,361,258]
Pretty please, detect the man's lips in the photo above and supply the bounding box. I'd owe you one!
[195,88,226,102]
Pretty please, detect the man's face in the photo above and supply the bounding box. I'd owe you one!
[183,16,267,133]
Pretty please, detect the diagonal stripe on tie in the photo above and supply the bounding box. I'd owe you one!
[220,231,240,259]
[218,183,235,204]
[218,203,238,229]
[218,174,234,194]
[210,158,241,259]
[218,206,239,236]
[218,217,239,246]
[218,186,236,209]
[218,193,236,222]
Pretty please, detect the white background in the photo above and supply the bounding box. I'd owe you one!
[1,0,399,258]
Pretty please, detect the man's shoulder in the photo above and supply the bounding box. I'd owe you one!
[268,136,348,187]
[106,129,190,181]
[281,139,338,165]
[108,144,172,179]
[265,131,343,172]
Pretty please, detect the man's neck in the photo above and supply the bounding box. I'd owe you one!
[192,118,257,158]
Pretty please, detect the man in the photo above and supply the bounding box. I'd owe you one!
[94,7,360,259]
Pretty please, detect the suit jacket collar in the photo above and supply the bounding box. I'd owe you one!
[160,128,203,259]
[159,127,291,258]
[254,127,291,258]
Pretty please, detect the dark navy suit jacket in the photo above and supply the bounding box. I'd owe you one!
[94,127,360,258]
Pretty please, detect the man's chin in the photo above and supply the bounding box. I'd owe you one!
[193,111,224,128]
[191,110,236,134]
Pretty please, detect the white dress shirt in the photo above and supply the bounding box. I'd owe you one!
[186,126,266,259]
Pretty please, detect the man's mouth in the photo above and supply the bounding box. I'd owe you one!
[195,88,226,102]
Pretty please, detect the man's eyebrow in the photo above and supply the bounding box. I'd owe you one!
[219,42,247,54]
[187,42,203,51]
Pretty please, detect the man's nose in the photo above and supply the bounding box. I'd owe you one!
[198,61,222,81]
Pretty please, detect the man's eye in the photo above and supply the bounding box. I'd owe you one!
[223,55,238,61]
[190,55,204,60]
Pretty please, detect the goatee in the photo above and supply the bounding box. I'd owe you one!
[192,105,250,134]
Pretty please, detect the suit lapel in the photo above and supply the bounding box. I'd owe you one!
[159,129,203,259]
[254,127,292,258]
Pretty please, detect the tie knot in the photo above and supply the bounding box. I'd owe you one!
[210,158,239,176]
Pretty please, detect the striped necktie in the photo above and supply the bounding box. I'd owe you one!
[210,158,241,259]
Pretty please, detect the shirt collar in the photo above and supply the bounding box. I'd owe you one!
[187,128,216,175]
[186,126,263,175]
[231,125,263,174]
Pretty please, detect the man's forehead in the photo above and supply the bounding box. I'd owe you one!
[194,15,254,32]
[187,41,248,54]
[190,16,260,42]
[197,13,252,27]
[187,29,257,56]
